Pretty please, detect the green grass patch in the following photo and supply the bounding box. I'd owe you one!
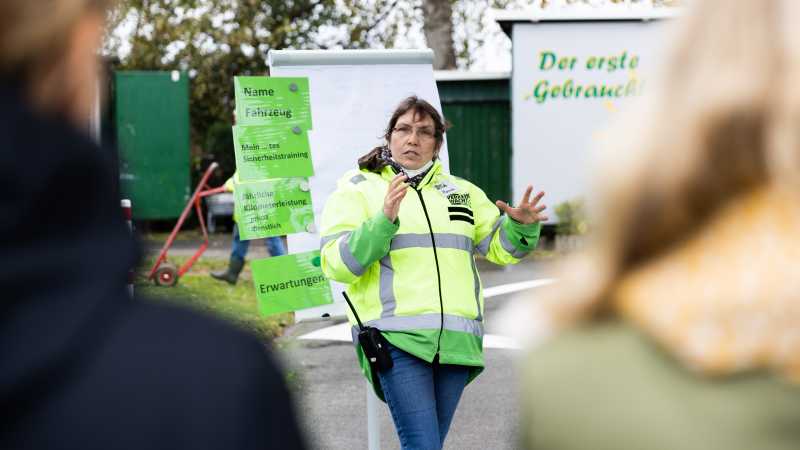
[140,229,219,243]
[136,255,292,341]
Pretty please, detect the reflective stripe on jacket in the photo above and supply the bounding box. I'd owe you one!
[319,160,540,399]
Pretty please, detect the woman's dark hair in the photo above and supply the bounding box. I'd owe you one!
[358,96,449,172]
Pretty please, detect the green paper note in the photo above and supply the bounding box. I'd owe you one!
[233,125,314,180]
[252,250,333,316]
[234,76,312,129]
[234,178,314,240]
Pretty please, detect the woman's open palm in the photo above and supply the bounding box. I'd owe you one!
[496,185,547,224]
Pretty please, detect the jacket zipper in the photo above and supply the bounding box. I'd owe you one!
[414,188,444,360]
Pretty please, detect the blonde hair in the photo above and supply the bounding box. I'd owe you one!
[0,0,114,117]
[546,0,800,323]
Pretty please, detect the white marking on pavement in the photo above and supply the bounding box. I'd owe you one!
[483,334,522,350]
[298,322,523,349]
[297,278,555,350]
[297,322,520,349]
[298,322,351,342]
[482,278,556,298]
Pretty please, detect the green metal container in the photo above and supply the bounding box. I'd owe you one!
[437,74,511,204]
[115,71,190,220]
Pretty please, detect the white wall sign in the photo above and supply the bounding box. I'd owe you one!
[509,15,671,214]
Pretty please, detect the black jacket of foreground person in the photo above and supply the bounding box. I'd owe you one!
[0,84,307,450]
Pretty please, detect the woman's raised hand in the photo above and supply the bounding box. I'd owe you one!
[496,185,547,224]
[383,174,409,223]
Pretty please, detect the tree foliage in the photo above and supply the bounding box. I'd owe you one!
[105,0,403,178]
[104,0,680,180]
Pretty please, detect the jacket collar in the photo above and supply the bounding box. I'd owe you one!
[378,160,443,189]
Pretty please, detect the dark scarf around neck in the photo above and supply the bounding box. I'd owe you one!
[379,146,434,188]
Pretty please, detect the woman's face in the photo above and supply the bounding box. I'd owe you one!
[388,109,439,170]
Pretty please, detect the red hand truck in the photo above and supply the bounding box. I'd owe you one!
[148,162,227,286]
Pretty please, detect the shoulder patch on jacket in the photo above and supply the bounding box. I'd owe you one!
[350,174,367,184]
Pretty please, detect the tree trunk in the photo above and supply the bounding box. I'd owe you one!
[422,0,457,70]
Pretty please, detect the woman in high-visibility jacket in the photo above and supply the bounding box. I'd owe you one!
[320,96,547,450]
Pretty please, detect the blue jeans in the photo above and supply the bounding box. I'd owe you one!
[377,344,470,450]
[231,224,286,260]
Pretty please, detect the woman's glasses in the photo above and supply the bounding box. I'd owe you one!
[392,125,436,141]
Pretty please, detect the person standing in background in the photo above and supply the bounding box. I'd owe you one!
[210,171,287,285]
[519,1,800,449]
[0,1,306,448]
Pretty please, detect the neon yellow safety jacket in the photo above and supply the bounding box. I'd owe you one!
[320,160,541,399]
[223,173,239,223]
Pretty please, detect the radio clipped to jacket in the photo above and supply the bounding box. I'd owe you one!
[342,292,393,372]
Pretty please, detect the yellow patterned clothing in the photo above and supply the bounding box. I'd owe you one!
[615,186,800,382]
[521,187,800,449]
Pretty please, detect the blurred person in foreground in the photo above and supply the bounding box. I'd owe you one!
[519,1,800,449]
[0,1,306,449]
